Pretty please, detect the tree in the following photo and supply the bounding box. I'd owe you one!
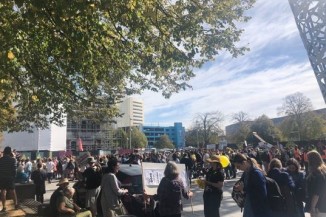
[0,0,255,131]
[155,135,174,149]
[228,111,251,144]
[248,115,282,145]
[232,111,250,123]
[280,111,326,141]
[131,127,148,148]
[193,111,224,145]
[277,92,313,141]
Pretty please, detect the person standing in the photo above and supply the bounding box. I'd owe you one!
[46,158,55,183]
[24,158,32,182]
[0,146,18,212]
[101,158,128,217]
[83,157,102,217]
[286,158,306,217]
[202,155,224,217]
[305,150,326,217]
[233,153,272,217]
[31,162,47,203]
[156,161,193,217]
[268,158,296,217]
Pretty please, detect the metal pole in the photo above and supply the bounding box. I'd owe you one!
[129,127,132,149]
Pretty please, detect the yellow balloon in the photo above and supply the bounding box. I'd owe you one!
[219,155,230,168]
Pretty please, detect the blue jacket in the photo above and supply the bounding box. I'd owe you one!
[242,167,272,217]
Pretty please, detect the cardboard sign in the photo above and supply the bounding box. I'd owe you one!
[142,162,188,195]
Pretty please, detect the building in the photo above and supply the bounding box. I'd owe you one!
[141,122,185,149]
[116,97,144,127]
[66,97,144,151]
[2,121,67,158]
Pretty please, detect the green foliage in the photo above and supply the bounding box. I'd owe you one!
[280,111,326,141]
[131,127,148,148]
[249,115,282,145]
[155,134,174,149]
[0,0,255,131]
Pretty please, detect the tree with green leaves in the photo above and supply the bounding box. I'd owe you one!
[130,127,148,148]
[155,134,174,149]
[0,0,255,131]
[249,115,282,145]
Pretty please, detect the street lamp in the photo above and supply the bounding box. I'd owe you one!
[129,118,133,149]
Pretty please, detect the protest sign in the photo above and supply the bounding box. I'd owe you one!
[142,162,188,195]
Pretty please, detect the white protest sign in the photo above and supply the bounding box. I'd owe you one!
[142,162,188,195]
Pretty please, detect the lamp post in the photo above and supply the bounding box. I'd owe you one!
[129,118,133,149]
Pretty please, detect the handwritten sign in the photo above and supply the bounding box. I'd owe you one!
[142,162,188,195]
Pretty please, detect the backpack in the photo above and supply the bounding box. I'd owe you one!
[232,180,245,211]
[232,177,286,212]
[265,177,287,212]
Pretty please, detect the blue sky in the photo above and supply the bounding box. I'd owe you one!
[136,0,325,130]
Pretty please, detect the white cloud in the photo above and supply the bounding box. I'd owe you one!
[136,0,326,130]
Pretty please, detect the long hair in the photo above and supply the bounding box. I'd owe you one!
[307,150,326,177]
[233,153,265,175]
[286,158,300,173]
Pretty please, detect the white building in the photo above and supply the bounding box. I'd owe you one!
[2,121,67,152]
[116,97,144,127]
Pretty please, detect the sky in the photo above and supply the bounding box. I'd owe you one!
[136,0,326,130]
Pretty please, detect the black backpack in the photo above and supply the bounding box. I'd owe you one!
[265,177,287,212]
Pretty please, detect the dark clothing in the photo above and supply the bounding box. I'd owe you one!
[31,169,47,203]
[242,167,272,217]
[268,168,296,217]
[49,187,65,217]
[306,172,326,213]
[82,167,102,190]
[157,177,189,217]
[0,155,17,178]
[287,170,305,217]
[0,155,17,190]
[203,168,224,217]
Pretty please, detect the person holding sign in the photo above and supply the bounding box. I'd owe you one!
[202,155,225,217]
[157,161,193,217]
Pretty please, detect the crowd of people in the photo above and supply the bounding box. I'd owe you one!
[0,144,326,217]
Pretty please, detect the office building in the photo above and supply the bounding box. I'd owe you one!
[141,122,185,149]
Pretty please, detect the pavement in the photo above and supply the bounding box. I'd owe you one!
[43,178,242,217]
[44,177,309,217]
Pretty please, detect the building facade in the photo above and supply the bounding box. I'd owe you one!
[66,97,144,151]
[2,121,67,157]
[116,97,144,127]
[141,122,185,149]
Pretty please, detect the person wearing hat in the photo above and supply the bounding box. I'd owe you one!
[202,155,224,217]
[82,157,102,217]
[49,178,70,217]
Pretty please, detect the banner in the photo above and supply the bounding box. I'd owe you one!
[142,162,188,195]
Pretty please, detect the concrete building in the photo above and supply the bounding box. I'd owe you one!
[2,121,67,158]
[141,122,185,149]
[116,97,144,127]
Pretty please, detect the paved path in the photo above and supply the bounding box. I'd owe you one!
[44,178,309,217]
